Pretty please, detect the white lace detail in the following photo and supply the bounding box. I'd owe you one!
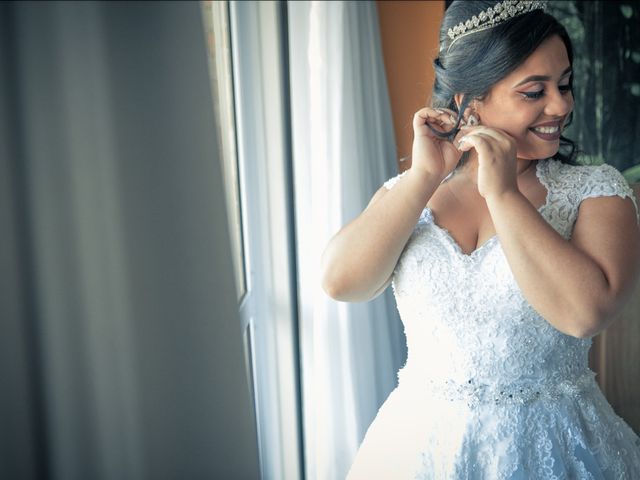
[535,161,640,239]
[379,159,640,478]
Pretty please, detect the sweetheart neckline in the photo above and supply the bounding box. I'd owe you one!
[421,159,551,258]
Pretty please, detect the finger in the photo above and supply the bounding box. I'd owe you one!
[459,125,514,144]
[456,131,495,152]
[416,112,456,130]
[413,107,457,130]
[465,130,501,145]
[456,130,500,152]
[433,107,460,124]
[469,132,503,154]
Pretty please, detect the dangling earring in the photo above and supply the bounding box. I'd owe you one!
[467,114,479,126]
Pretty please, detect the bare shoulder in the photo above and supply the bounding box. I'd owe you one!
[365,185,390,210]
[554,160,639,233]
[572,161,639,231]
[572,191,640,290]
[575,194,639,237]
[366,170,411,209]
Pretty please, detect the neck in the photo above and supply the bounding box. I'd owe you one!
[516,158,536,176]
[460,153,537,177]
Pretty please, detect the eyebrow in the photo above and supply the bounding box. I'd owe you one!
[512,66,573,88]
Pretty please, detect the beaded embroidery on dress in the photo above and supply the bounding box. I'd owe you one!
[346,159,640,479]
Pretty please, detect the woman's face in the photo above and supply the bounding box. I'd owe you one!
[474,34,574,160]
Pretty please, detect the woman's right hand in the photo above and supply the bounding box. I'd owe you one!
[410,107,462,181]
[322,108,456,302]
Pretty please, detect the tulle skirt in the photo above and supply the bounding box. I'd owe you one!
[346,379,640,479]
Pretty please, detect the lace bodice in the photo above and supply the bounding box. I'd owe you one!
[384,159,638,391]
[374,159,640,478]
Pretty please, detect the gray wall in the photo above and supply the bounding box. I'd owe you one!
[0,2,259,479]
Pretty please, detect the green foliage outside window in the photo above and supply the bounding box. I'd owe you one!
[547,1,640,183]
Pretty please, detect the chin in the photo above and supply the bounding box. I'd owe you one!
[518,142,560,160]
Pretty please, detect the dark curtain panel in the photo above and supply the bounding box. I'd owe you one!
[0,2,261,477]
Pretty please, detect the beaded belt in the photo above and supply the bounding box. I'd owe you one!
[399,369,597,409]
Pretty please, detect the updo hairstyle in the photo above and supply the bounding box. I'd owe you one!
[431,0,578,164]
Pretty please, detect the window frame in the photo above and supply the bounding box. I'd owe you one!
[228,1,304,479]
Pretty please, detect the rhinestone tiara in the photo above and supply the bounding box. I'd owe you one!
[446,1,547,52]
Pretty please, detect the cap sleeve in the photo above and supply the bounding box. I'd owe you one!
[581,164,639,223]
[382,170,409,190]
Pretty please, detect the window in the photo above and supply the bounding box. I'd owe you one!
[201,0,246,301]
[201,2,304,479]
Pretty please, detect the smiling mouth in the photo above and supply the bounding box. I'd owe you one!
[532,125,559,134]
[529,123,562,140]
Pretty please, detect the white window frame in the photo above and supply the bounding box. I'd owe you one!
[229,2,304,479]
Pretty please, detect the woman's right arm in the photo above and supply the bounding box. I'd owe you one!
[320,107,462,302]
[320,169,441,302]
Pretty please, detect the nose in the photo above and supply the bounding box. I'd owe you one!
[544,86,573,118]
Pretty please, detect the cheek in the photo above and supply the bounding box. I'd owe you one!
[478,98,544,138]
[482,103,538,135]
[496,112,538,139]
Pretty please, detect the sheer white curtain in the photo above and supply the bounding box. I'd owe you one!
[288,2,407,478]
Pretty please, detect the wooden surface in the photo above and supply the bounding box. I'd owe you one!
[376,0,444,164]
[589,184,640,435]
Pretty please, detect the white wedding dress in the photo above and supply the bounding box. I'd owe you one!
[346,158,640,479]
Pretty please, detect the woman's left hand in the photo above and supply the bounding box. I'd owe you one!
[456,126,519,200]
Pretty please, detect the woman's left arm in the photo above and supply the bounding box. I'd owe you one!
[486,190,640,338]
[458,127,640,338]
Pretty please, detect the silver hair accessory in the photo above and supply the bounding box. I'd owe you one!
[446,1,547,53]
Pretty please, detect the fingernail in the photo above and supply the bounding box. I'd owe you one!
[456,136,469,149]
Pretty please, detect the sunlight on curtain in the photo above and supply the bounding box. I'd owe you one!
[201,1,246,301]
[288,2,407,478]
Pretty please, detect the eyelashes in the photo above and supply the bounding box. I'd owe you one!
[521,84,572,101]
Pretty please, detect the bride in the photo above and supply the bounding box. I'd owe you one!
[321,1,640,478]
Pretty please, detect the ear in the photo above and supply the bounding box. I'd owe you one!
[454,94,480,124]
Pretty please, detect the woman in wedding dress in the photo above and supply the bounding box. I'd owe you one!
[321,1,640,478]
